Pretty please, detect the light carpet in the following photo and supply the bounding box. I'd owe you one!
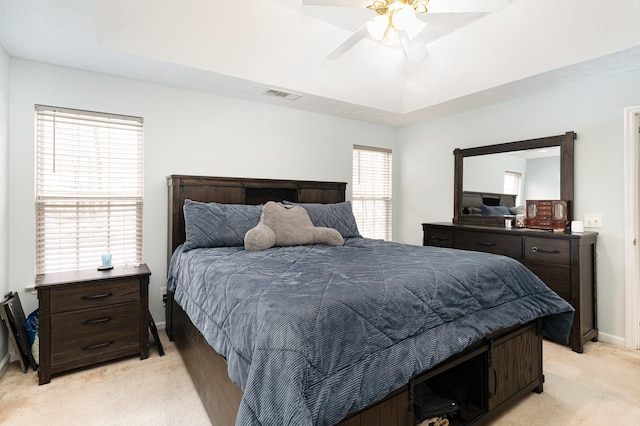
[1,334,639,425]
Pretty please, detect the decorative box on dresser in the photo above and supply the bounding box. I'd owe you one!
[36,264,151,384]
[423,223,597,353]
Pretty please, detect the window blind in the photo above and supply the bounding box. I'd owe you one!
[352,145,392,241]
[504,170,522,205]
[35,105,143,274]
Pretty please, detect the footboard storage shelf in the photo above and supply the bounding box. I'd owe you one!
[423,222,597,353]
[406,321,541,426]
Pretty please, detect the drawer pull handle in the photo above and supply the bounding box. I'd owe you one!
[489,366,498,398]
[81,340,115,351]
[432,235,448,241]
[476,241,496,247]
[81,292,114,300]
[532,246,560,254]
[82,316,114,326]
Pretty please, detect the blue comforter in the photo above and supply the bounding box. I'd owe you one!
[168,238,574,426]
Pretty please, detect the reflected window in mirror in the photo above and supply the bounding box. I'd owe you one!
[504,171,522,206]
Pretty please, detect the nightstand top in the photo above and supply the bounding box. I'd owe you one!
[36,264,151,288]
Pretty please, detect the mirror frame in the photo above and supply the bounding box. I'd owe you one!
[453,131,575,226]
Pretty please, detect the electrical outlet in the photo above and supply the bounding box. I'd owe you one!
[584,213,602,228]
[160,286,167,295]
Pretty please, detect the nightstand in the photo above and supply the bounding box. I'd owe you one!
[36,264,151,384]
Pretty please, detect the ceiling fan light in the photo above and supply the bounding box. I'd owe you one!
[391,5,414,31]
[367,15,389,41]
[387,1,406,12]
[381,26,400,46]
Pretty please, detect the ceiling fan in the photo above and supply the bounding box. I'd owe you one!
[302,0,512,62]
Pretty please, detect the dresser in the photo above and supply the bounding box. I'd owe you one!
[36,264,151,384]
[423,223,597,353]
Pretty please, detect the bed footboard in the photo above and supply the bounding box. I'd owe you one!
[170,292,542,426]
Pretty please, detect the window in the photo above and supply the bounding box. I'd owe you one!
[504,171,522,205]
[35,105,143,275]
[352,145,392,240]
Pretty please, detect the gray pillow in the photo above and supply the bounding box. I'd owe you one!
[183,200,262,251]
[282,201,361,238]
[480,204,512,216]
[509,205,526,215]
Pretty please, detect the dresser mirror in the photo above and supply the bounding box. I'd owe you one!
[453,131,575,226]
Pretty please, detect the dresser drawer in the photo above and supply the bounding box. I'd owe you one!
[454,230,522,258]
[51,325,140,366]
[423,228,454,248]
[51,303,140,339]
[50,279,140,314]
[523,237,570,265]
[525,263,571,302]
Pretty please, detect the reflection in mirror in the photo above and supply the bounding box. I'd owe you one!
[463,147,560,211]
[453,131,575,227]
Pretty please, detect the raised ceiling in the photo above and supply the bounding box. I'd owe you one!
[1,0,640,126]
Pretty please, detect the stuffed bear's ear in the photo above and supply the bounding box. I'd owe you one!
[244,223,276,251]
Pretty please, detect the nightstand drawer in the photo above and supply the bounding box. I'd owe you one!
[51,303,140,339]
[50,279,140,314]
[454,230,522,258]
[524,237,570,265]
[51,325,140,366]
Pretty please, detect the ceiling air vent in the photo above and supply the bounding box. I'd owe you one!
[263,89,301,101]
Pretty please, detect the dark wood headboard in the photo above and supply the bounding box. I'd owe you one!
[167,175,347,259]
[462,191,517,210]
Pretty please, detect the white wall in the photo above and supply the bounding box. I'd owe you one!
[7,59,398,324]
[396,68,640,344]
[6,58,638,348]
[0,45,10,368]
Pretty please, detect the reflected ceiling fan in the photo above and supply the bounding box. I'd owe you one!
[303,0,509,62]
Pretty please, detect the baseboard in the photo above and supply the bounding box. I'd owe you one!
[0,352,11,379]
[155,321,166,330]
[596,331,625,347]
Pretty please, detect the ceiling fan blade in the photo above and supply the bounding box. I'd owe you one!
[326,23,370,59]
[303,0,371,8]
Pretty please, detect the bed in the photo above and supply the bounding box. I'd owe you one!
[165,175,574,426]
[461,191,518,216]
